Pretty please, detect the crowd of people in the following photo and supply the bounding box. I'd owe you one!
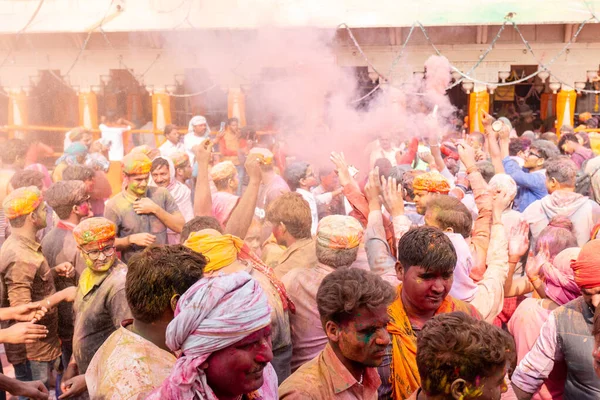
[0,108,597,400]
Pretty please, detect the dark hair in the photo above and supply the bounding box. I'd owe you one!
[227,117,239,126]
[469,131,485,146]
[531,140,560,160]
[558,133,580,154]
[402,170,425,201]
[317,267,396,326]
[389,165,410,183]
[397,226,456,274]
[45,181,88,220]
[266,192,312,239]
[586,118,598,130]
[535,216,577,259]
[374,158,393,180]
[475,160,495,183]
[126,245,207,323]
[63,165,95,181]
[181,216,223,243]
[163,124,178,136]
[8,202,43,229]
[426,196,473,238]
[417,312,515,396]
[1,139,28,165]
[284,161,310,191]
[508,137,531,156]
[594,306,600,342]
[444,158,459,177]
[10,170,44,190]
[576,131,591,148]
[540,132,558,144]
[544,156,578,186]
[151,157,170,173]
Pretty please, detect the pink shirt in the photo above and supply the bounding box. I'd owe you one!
[508,298,566,400]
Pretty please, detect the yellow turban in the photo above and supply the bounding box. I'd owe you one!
[3,186,43,220]
[73,217,117,246]
[122,152,152,175]
[316,215,364,250]
[210,161,237,182]
[413,171,451,194]
[184,231,244,273]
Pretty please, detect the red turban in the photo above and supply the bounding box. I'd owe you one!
[570,239,600,289]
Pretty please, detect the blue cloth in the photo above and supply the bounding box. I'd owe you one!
[55,142,88,166]
[502,156,548,212]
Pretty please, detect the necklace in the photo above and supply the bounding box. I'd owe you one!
[358,374,364,385]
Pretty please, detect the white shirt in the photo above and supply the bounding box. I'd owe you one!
[184,132,208,165]
[369,147,399,169]
[99,124,130,161]
[159,140,186,158]
[298,188,334,236]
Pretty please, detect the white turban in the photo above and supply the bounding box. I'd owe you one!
[148,271,271,400]
[188,115,208,134]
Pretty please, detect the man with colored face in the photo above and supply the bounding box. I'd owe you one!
[41,180,91,386]
[412,312,515,400]
[0,186,76,391]
[104,151,184,262]
[279,267,395,399]
[60,217,132,399]
[147,272,278,400]
[377,226,481,400]
[511,239,600,399]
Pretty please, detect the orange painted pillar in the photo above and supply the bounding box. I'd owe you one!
[540,92,557,122]
[7,90,28,139]
[468,91,489,133]
[152,92,172,147]
[556,89,577,135]
[227,87,247,127]
[78,91,99,138]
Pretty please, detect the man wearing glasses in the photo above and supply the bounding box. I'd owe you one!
[59,217,132,399]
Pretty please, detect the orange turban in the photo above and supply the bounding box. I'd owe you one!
[413,171,451,194]
[73,217,117,246]
[122,152,152,175]
[248,147,274,165]
[316,215,363,250]
[170,152,190,168]
[3,186,43,220]
[579,112,593,123]
[210,161,237,182]
[570,239,600,289]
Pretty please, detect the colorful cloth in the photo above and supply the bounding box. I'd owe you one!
[542,247,581,305]
[55,142,88,166]
[3,186,42,220]
[210,161,237,182]
[148,272,273,400]
[184,231,294,312]
[73,217,117,246]
[85,320,177,400]
[122,152,152,175]
[170,151,190,168]
[248,147,274,165]
[570,239,600,289]
[386,284,481,399]
[315,215,363,250]
[279,343,381,399]
[411,170,450,194]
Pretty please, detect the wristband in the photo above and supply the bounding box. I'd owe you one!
[529,275,539,283]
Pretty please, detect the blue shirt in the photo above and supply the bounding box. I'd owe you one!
[502,157,548,212]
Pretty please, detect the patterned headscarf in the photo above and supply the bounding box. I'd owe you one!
[3,186,43,220]
[85,152,110,172]
[73,217,116,246]
[131,145,160,160]
[56,142,88,166]
[210,161,237,182]
[170,152,190,168]
[571,239,600,289]
[316,215,364,250]
[248,147,274,165]
[122,152,152,175]
[148,272,271,400]
[543,247,581,305]
[412,171,451,194]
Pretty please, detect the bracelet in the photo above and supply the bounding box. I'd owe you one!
[529,275,539,283]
